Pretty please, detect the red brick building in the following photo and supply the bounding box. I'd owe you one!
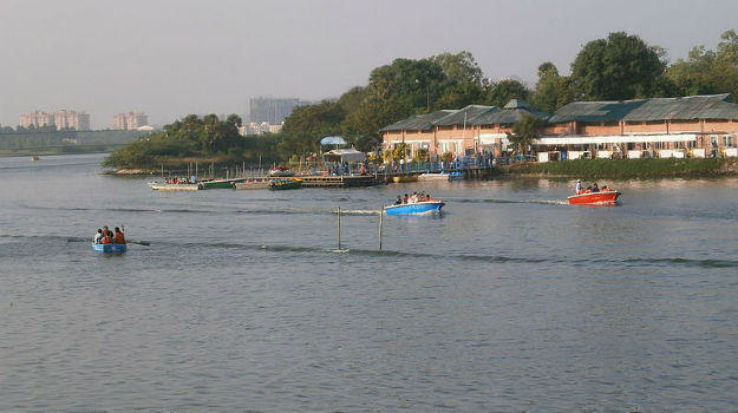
[380,94,738,160]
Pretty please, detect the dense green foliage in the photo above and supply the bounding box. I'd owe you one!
[101,30,738,167]
[507,158,728,179]
[507,114,546,154]
[0,128,145,157]
[667,30,738,99]
[103,114,280,169]
[570,32,672,100]
[279,51,532,155]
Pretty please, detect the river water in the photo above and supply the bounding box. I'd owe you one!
[1,154,736,411]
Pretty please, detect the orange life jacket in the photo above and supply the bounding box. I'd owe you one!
[101,235,112,244]
[114,232,126,244]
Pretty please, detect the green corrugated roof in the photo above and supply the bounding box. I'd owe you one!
[549,94,738,123]
[623,94,736,121]
[379,110,455,132]
[548,100,646,123]
[433,105,497,126]
[472,104,550,126]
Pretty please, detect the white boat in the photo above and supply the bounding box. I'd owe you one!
[417,171,464,181]
[147,182,199,191]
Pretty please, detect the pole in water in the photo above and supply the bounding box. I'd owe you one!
[378,206,383,250]
[337,205,342,250]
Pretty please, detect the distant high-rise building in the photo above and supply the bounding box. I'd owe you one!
[113,112,148,130]
[53,110,90,131]
[19,110,90,130]
[248,97,310,124]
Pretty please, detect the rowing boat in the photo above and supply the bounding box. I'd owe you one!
[384,200,445,215]
[91,243,127,253]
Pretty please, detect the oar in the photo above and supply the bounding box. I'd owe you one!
[122,225,150,246]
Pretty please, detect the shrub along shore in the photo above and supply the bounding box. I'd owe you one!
[498,158,738,179]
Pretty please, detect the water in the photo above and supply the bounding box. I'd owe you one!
[1,154,737,411]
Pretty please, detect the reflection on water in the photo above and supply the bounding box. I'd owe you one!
[1,154,737,411]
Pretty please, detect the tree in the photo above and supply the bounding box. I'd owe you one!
[507,114,545,156]
[485,79,532,108]
[570,32,669,100]
[532,62,574,112]
[279,101,345,157]
[667,30,738,100]
[431,51,483,84]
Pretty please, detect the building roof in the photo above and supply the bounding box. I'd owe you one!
[433,105,497,126]
[379,110,455,132]
[549,94,738,123]
[472,100,550,125]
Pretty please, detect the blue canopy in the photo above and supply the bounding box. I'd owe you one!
[320,136,347,145]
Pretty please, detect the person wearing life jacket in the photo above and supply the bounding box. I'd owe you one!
[101,231,113,244]
[113,227,126,244]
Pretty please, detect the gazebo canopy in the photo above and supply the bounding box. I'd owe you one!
[320,136,348,146]
[323,147,366,163]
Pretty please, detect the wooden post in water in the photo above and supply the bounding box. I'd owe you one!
[378,206,383,250]
[337,205,342,250]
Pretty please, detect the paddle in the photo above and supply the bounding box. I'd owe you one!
[122,225,150,246]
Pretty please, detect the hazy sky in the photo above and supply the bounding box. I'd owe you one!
[1,0,737,128]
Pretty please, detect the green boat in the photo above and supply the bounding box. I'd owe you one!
[198,178,246,189]
[268,178,302,191]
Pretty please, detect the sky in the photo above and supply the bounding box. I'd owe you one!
[1,0,737,129]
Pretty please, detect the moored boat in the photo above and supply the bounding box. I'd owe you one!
[31,155,41,161]
[392,176,418,183]
[233,179,270,190]
[567,190,621,205]
[418,172,451,181]
[92,243,127,253]
[148,182,199,191]
[199,178,246,189]
[268,178,302,191]
[417,171,465,181]
[384,200,445,215]
[268,166,295,177]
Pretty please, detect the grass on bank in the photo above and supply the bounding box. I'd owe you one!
[504,157,733,179]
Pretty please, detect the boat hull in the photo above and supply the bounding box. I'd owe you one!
[384,201,445,215]
[392,176,418,183]
[568,191,620,205]
[417,173,450,181]
[92,243,127,253]
[233,181,269,190]
[268,178,302,190]
[148,183,199,191]
[199,178,246,189]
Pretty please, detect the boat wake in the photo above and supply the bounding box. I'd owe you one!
[446,197,568,206]
[9,235,729,269]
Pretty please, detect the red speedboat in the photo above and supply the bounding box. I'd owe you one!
[568,190,621,205]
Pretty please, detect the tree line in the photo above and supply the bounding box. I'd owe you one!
[281,30,738,155]
[103,30,738,168]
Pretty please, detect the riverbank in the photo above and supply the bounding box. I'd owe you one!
[498,158,738,179]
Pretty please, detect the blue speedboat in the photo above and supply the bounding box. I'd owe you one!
[384,201,445,216]
[91,243,127,253]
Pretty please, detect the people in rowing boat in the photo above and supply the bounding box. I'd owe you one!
[93,228,103,244]
[93,226,125,244]
[114,227,126,244]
